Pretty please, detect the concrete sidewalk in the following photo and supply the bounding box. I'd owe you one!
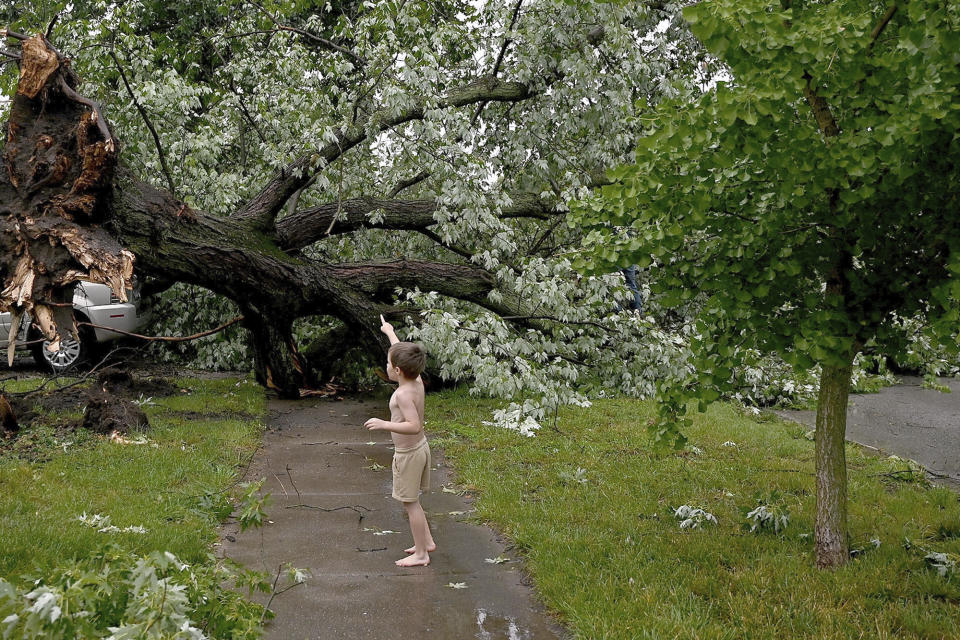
[774,375,960,488]
[221,391,566,640]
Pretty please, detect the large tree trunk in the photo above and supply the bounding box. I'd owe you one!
[814,355,854,568]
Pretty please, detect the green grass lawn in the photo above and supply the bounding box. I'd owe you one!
[427,391,960,640]
[0,376,265,579]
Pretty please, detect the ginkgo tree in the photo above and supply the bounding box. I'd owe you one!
[576,0,960,568]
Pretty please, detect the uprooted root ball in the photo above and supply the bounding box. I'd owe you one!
[81,389,148,435]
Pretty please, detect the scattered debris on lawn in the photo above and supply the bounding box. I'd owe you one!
[108,431,154,446]
[76,512,149,534]
[299,383,344,398]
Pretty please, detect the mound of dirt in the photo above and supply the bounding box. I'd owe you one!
[1,395,20,437]
[81,389,148,435]
[95,370,178,398]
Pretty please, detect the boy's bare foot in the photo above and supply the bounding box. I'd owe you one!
[405,543,437,554]
[395,553,430,567]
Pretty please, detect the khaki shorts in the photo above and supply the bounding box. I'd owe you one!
[392,438,431,502]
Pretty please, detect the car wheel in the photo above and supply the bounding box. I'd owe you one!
[30,328,90,374]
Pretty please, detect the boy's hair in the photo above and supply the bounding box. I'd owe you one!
[388,342,427,379]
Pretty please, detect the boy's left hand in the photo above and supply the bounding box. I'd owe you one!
[379,314,394,335]
[364,418,386,431]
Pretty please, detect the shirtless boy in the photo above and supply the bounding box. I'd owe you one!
[364,315,436,567]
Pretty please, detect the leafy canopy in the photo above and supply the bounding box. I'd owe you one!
[575,0,960,444]
[1,0,715,423]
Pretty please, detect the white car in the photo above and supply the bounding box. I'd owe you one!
[0,281,145,373]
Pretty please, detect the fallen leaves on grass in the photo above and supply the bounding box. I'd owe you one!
[108,431,154,446]
[76,512,148,534]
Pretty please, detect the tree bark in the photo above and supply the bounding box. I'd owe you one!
[276,192,557,250]
[110,176,503,396]
[814,356,853,568]
[242,310,312,396]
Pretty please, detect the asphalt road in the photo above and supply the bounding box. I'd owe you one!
[774,375,960,488]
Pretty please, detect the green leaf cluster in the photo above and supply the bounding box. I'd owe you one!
[575,0,960,444]
[0,546,266,639]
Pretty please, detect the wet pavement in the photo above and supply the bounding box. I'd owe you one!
[221,391,566,640]
[774,376,960,488]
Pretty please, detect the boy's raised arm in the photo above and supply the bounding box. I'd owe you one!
[380,314,400,345]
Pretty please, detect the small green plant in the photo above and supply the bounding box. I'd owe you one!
[237,479,271,532]
[193,488,234,522]
[922,374,952,393]
[0,546,265,639]
[673,505,717,529]
[924,552,957,578]
[849,538,882,559]
[743,491,791,534]
[132,394,157,408]
[745,505,790,534]
[883,456,929,486]
[558,466,589,485]
[76,512,149,535]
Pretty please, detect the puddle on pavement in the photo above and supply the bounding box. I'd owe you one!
[475,608,532,640]
[362,448,395,467]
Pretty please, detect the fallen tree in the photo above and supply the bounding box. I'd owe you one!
[0,2,707,397]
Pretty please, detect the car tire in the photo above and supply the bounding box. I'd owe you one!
[29,323,95,374]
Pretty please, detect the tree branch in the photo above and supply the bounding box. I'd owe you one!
[802,73,840,138]
[867,4,898,54]
[110,49,177,197]
[228,78,268,144]
[325,260,495,300]
[79,316,243,342]
[471,0,525,126]
[235,77,536,230]
[247,1,367,67]
[415,228,475,262]
[276,192,558,250]
[56,75,115,152]
[320,260,525,319]
[388,170,430,198]
[0,28,29,41]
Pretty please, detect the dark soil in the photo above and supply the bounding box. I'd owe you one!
[94,369,179,398]
[81,389,149,435]
[0,366,188,436]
